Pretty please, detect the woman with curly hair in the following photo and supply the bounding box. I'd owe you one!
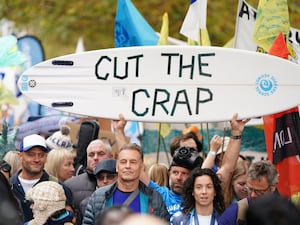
[172,168,225,225]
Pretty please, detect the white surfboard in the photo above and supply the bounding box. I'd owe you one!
[18,45,300,123]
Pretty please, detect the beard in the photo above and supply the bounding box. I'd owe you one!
[169,180,183,195]
[23,164,44,176]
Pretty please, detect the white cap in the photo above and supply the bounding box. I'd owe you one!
[19,134,48,152]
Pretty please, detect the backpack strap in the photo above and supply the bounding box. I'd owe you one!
[236,198,249,225]
[123,189,139,207]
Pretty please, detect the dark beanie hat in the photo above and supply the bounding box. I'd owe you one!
[170,146,202,170]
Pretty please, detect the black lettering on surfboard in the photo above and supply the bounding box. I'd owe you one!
[171,89,192,116]
[95,54,143,80]
[132,87,213,118]
[95,56,111,80]
[196,88,213,114]
[179,55,195,79]
[161,53,180,75]
[161,52,214,79]
[132,89,150,116]
[152,89,170,116]
[198,53,215,77]
[238,0,256,20]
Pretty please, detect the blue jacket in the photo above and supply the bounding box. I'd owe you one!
[172,209,219,225]
[11,170,73,222]
[218,197,251,225]
[82,181,170,225]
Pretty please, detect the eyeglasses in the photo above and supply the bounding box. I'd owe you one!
[246,186,270,196]
[97,174,117,181]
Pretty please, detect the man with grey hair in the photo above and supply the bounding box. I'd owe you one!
[64,139,113,225]
[83,143,170,225]
[218,160,279,225]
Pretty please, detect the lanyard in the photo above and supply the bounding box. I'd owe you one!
[191,209,216,225]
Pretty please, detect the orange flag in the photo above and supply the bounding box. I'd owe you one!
[268,33,289,59]
[263,32,300,199]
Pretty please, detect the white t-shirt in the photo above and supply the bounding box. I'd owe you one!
[196,214,218,225]
[18,176,39,194]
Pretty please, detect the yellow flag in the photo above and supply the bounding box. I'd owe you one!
[223,37,234,48]
[0,83,18,106]
[253,0,290,51]
[187,28,211,46]
[200,28,211,46]
[156,12,171,138]
[155,123,172,138]
[157,12,169,45]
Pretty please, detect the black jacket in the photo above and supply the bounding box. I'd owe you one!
[11,170,72,222]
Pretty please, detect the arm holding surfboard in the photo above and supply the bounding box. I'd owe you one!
[214,113,251,191]
[113,112,250,190]
[201,134,222,169]
[112,115,151,185]
[112,114,129,150]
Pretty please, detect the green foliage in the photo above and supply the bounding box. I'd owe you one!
[0,0,299,59]
[0,120,18,159]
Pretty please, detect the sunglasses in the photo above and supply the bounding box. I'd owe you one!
[97,174,117,181]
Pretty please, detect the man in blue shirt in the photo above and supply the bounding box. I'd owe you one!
[82,143,170,225]
[113,113,250,222]
[218,160,279,225]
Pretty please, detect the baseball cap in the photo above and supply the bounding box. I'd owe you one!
[171,146,202,170]
[20,134,48,152]
[94,158,116,175]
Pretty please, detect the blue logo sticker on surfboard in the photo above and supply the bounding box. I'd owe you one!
[17,46,300,123]
[256,74,278,96]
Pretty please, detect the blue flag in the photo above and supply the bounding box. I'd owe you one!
[115,0,159,47]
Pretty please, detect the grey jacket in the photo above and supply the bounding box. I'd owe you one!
[82,181,170,225]
[64,170,97,224]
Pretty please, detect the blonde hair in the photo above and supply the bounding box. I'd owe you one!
[224,158,248,207]
[148,163,169,187]
[45,149,74,181]
[3,151,20,175]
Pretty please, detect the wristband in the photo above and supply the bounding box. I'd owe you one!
[230,135,242,139]
[208,151,217,156]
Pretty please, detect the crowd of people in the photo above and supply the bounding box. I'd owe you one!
[1,112,300,225]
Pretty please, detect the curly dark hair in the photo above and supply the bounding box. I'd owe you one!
[181,168,225,215]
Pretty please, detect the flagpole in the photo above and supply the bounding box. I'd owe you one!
[156,123,161,163]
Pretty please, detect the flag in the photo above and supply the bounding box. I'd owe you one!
[157,13,169,45]
[252,0,290,51]
[263,33,300,199]
[115,0,158,47]
[234,0,300,63]
[156,12,171,138]
[17,35,46,117]
[75,37,85,53]
[185,28,210,46]
[268,32,289,59]
[0,35,26,67]
[180,0,207,42]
